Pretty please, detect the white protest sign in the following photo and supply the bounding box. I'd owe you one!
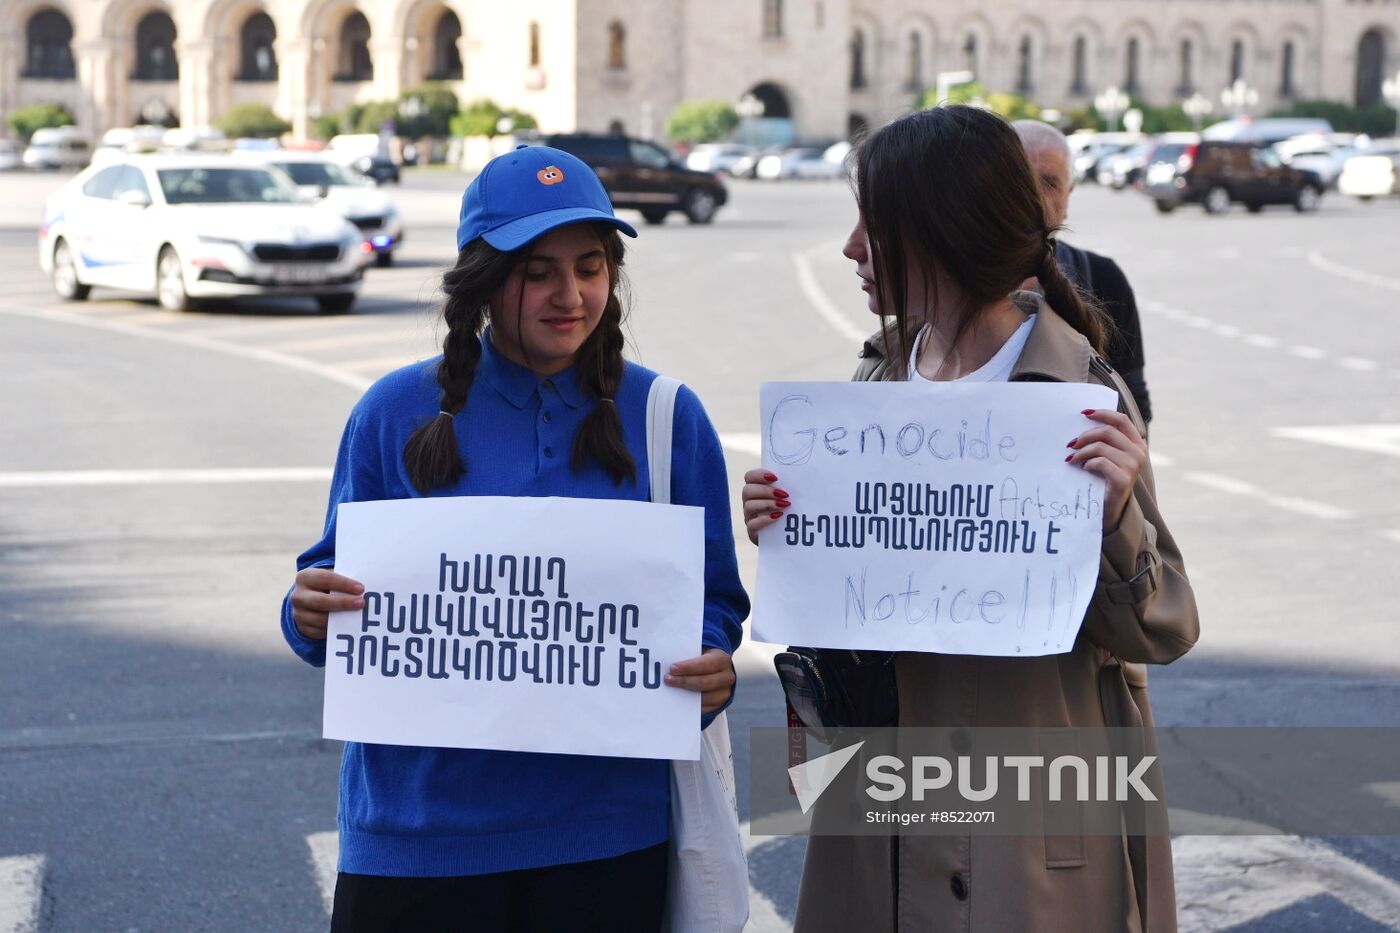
[754,381,1119,656]
[324,495,705,760]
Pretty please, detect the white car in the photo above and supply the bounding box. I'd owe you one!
[22,126,91,170]
[684,143,758,175]
[0,139,19,171]
[238,151,404,266]
[1338,144,1400,201]
[39,155,368,313]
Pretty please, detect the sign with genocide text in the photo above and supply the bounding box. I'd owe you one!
[753,381,1118,656]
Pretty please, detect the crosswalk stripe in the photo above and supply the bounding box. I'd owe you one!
[0,854,44,933]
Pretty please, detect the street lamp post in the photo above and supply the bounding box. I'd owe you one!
[735,93,764,148]
[1182,92,1213,132]
[1383,70,1400,139]
[1094,85,1130,132]
[1220,78,1260,118]
[935,69,975,106]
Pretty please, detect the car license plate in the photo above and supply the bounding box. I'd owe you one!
[1147,164,1174,184]
[273,265,329,285]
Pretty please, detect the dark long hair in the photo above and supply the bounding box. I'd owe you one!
[402,224,636,493]
[854,105,1110,377]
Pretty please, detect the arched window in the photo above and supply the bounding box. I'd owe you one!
[763,0,783,39]
[963,34,977,76]
[1071,35,1087,94]
[24,9,76,79]
[336,11,372,81]
[906,31,923,90]
[1280,41,1296,98]
[850,29,867,90]
[529,21,541,67]
[133,11,178,81]
[1229,39,1244,85]
[238,12,277,81]
[1016,36,1033,94]
[607,21,626,69]
[1356,29,1385,107]
[1125,37,1141,95]
[432,10,463,79]
[1178,39,1194,95]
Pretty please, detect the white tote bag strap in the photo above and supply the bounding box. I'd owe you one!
[646,376,682,506]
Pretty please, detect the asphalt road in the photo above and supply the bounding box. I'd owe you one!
[2,167,1399,932]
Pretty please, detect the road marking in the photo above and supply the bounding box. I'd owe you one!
[0,301,371,392]
[1340,356,1380,372]
[1308,249,1400,293]
[307,831,338,916]
[1243,334,1279,349]
[1385,530,1400,546]
[1272,424,1400,458]
[1288,344,1328,360]
[0,855,43,933]
[791,251,869,345]
[1212,324,1242,338]
[0,467,332,488]
[1183,471,1354,520]
[1174,835,1400,932]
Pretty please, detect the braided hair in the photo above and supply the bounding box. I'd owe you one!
[403,224,636,493]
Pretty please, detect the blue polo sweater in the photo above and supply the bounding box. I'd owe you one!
[281,333,749,877]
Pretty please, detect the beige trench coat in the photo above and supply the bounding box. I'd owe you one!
[793,297,1200,933]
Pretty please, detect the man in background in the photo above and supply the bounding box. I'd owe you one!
[1013,120,1153,425]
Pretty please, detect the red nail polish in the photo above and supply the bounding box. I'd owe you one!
[764,472,778,482]
[770,511,784,519]
[1067,439,1078,449]
[775,500,791,509]
[773,487,789,498]
[1065,454,1074,462]
[1081,409,1096,416]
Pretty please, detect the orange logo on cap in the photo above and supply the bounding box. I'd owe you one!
[537,166,565,186]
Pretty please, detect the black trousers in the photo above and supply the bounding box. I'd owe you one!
[329,842,668,933]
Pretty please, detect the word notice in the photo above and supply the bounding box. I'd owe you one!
[324,495,705,760]
[754,381,1118,656]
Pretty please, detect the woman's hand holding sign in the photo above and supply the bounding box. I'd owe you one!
[1066,408,1148,533]
[741,468,789,545]
[667,648,736,714]
[291,567,365,640]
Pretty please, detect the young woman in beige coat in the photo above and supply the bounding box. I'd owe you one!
[743,106,1200,932]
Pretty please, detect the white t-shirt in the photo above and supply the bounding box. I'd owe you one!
[908,314,1037,384]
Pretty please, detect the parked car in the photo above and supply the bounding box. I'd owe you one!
[22,126,90,170]
[730,144,784,179]
[1096,143,1151,190]
[91,125,167,165]
[755,147,823,180]
[1338,143,1400,201]
[325,134,401,185]
[352,153,401,185]
[1202,117,1334,146]
[0,139,19,171]
[1275,134,1362,189]
[1144,139,1325,214]
[536,133,727,224]
[239,151,404,266]
[684,143,759,175]
[1072,133,1142,184]
[160,126,228,153]
[38,156,368,313]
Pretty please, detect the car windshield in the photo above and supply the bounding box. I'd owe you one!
[156,167,296,204]
[1150,144,1190,164]
[275,161,357,187]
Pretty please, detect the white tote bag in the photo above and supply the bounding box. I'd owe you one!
[647,376,750,933]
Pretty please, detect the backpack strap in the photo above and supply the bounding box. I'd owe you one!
[646,376,682,505]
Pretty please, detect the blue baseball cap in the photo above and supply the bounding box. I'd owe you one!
[456,145,638,252]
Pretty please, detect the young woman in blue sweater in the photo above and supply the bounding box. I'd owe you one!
[280,146,750,932]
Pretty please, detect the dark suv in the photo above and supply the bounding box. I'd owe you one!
[537,133,727,225]
[1144,140,1324,215]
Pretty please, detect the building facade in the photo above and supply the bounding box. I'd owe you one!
[2,0,1397,143]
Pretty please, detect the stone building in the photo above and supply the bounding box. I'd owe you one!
[1,0,1396,143]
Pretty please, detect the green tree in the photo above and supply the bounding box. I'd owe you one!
[448,99,536,137]
[310,112,343,141]
[397,82,460,138]
[8,102,74,141]
[984,92,1042,120]
[664,100,739,143]
[919,81,986,109]
[350,101,400,135]
[213,102,291,139]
